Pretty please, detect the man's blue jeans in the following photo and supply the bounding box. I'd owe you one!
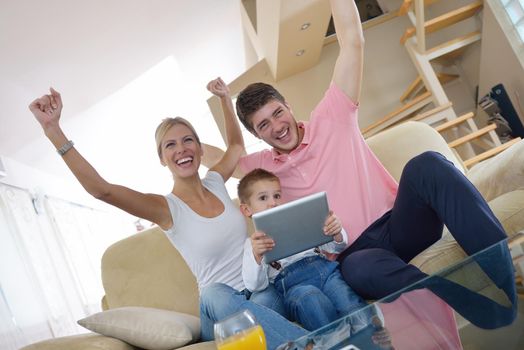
[200,283,306,350]
[273,255,369,331]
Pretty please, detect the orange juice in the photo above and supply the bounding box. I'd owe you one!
[216,325,266,350]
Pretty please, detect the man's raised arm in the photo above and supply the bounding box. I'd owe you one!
[330,0,365,103]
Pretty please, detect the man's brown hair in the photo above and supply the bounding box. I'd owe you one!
[237,168,280,204]
[235,82,286,134]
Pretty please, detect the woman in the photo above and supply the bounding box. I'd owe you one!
[28,78,307,350]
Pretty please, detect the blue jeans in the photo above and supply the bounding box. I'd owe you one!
[273,255,369,331]
[199,283,306,350]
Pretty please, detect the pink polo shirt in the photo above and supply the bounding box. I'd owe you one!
[239,82,398,246]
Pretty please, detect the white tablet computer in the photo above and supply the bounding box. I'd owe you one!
[252,191,332,263]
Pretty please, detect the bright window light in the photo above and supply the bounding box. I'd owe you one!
[501,0,524,42]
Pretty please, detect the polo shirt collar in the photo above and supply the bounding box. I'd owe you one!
[271,121,309,161]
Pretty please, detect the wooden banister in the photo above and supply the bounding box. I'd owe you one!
[448,124,497,148]
[426,31,482,60]
[398,0,413,16]
[463,137,522,168]
[362,91,432,135]
[380,102,452,133]
[400,1,483,44]
[400,27,417,45]
[398,0,440,16]
[400,76,423,103]
[400,73,457,103]
[434,112,474,132]
[411,102,453,121]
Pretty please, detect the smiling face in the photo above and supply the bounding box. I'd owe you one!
[159,123,202,179]
[250,99,301,154]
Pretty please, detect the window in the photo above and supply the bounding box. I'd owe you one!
[500,0,524,42]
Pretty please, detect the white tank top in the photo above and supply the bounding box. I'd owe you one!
[164,171,247,293]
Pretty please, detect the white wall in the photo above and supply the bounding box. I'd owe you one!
[222,8,481,130]
[1,156,95,207]
[476,0,524,126]
[3,53,241,212]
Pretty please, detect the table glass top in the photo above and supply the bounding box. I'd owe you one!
[287,239,522,350]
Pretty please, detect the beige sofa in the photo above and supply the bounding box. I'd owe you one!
[22,121,524,350]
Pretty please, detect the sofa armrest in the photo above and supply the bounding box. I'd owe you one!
[366,121,465,181]
[467,139,524,202]
[488,190,524,236]
[101,295,109,311]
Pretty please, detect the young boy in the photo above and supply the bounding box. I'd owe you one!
[238,168,369,331]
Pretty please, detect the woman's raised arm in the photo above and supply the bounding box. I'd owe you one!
[29,88,171,229]
[206,78,246,181]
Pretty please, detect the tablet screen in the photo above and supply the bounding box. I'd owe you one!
[252,191,332,263]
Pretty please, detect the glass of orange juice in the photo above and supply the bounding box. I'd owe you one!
[214,309,267,350]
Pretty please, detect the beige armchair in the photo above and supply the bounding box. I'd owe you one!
[22,121,524,350]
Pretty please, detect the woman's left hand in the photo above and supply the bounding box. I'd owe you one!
[207,77,230,98]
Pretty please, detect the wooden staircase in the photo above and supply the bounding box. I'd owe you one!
[399,73,458,104]
[434,110,521,168]
[363,0,520,168]
[399,0,483,125]
[399,1,483,45]
[361,91,433,136]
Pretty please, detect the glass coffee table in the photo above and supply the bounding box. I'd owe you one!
[287,239,522,350]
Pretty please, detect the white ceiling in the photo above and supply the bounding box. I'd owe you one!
[0,0,246,168]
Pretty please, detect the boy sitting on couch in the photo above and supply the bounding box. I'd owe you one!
[238,168,370,331]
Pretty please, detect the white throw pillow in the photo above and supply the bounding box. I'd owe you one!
[77,306,200,350]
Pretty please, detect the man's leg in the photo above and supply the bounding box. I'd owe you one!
[388,151,507,261]
[340,248,427,300]
[199,283,307,349]
[340,246,517,329]
[389,152,516,309]
[341,151,516,327]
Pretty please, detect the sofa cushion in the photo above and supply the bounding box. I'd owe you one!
[366,121,465,182]
[19,333,136,350]
[487,190,524,236]
[101,228,200,316]
[409,231,466,275]
[467,139,524,202]
[77,307,200,350]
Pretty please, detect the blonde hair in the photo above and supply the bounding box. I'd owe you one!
[155,117,201,159]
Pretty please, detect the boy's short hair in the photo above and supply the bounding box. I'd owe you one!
[237,168,280,204]
[236,82,286,134]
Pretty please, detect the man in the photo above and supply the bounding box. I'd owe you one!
[210,0,516,331]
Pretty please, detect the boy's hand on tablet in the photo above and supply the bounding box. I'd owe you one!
[250,231,275,264]
[324,210,343,242]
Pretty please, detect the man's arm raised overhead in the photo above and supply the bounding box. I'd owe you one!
[330,0,365,104]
